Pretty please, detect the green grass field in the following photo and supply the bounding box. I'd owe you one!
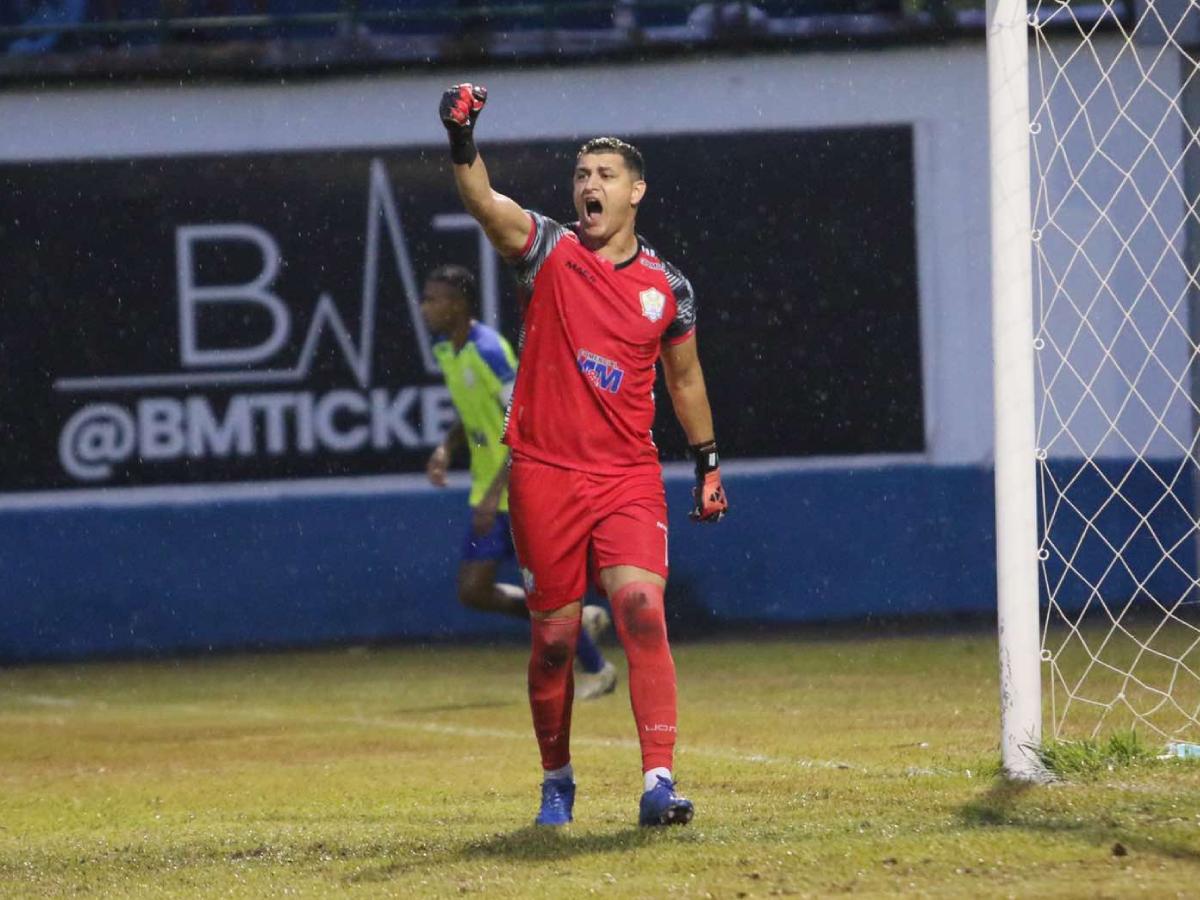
[3,633,1199,898]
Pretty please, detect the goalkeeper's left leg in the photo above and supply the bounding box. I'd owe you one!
[607,577,676,774]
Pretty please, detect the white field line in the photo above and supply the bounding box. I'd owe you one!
[341,715,858,771]
[14,693,85,708]
[11,693,859,772]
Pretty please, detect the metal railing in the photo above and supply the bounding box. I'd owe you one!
[0,1,942,45]
[0,2,1122,82]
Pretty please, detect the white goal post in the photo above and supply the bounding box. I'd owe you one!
[991,0,1200,778]
[989,0,1045,780]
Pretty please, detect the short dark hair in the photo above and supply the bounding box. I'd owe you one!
[577,136,644,180]
[426,264,477,309]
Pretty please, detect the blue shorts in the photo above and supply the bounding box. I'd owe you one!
[462,511,516,563]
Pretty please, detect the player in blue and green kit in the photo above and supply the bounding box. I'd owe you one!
[421,265,616,700]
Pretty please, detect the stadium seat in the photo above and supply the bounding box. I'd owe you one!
[354,1,616,37]
[6,0,87,54]
[354,0,455,37]
[637,0,903,29]
[266,0,340,39]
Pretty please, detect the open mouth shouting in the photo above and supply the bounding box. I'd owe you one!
[583,196,604,227]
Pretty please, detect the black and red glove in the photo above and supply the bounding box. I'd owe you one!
[438,83,488,166]
[689,440,728,523]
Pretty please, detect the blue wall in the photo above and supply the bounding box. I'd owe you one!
[7,459,1190,663]
[0,464,1002,663]
[1036,459,1198,617]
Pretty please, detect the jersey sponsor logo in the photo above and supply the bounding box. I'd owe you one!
[566,259,598,285]
[577,349,625,394]
[639,287,667,323]
[639,256,665,272]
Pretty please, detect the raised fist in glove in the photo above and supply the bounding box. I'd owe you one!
[689,440,728,523]
[439,83,488,165]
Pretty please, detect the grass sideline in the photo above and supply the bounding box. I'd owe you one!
[2,635,1199,898]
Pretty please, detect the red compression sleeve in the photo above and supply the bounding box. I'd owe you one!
[528,615,580,771]
[611,581,677,772]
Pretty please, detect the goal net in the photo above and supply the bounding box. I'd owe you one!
[1027,0,1200,742]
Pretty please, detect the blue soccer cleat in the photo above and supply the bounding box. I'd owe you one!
[638,775,694,827]
[535,777,575,826]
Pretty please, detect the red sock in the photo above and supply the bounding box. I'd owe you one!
[611,582,677,773]
[528,614,579,771]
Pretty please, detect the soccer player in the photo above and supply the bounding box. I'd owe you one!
[438,84,730,827]
[419,264,617,701]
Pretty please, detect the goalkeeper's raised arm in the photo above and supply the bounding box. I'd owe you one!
[439,83,532,259]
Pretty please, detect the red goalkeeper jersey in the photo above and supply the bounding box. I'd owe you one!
[503,211,697,475]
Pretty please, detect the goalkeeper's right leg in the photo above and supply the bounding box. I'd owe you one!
[528,600,582,826]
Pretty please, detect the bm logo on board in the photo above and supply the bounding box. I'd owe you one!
[51,158,494,484]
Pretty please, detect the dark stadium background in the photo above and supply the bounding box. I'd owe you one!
[0,127,921,491]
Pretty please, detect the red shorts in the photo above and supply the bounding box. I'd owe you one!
[508,455,669,612]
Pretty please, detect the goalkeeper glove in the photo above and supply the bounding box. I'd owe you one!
[689,440,728,523]
[439,83,488,166]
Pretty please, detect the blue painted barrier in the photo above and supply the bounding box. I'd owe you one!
[1,463,1007,662]
[8,459,1186,662]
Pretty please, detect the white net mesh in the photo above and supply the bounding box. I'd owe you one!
[1030,0,1200,740]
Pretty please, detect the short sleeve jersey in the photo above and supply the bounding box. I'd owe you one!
[504,211,696,474]
[432,322,518,510]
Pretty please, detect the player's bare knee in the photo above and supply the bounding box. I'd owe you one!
[457,577,492,610]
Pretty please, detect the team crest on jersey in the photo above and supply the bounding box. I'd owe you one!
[639,287,666,323]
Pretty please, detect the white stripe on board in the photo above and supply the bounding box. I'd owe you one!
[0,454,930,512]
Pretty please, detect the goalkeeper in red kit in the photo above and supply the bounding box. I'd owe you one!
[439,83,729,828]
